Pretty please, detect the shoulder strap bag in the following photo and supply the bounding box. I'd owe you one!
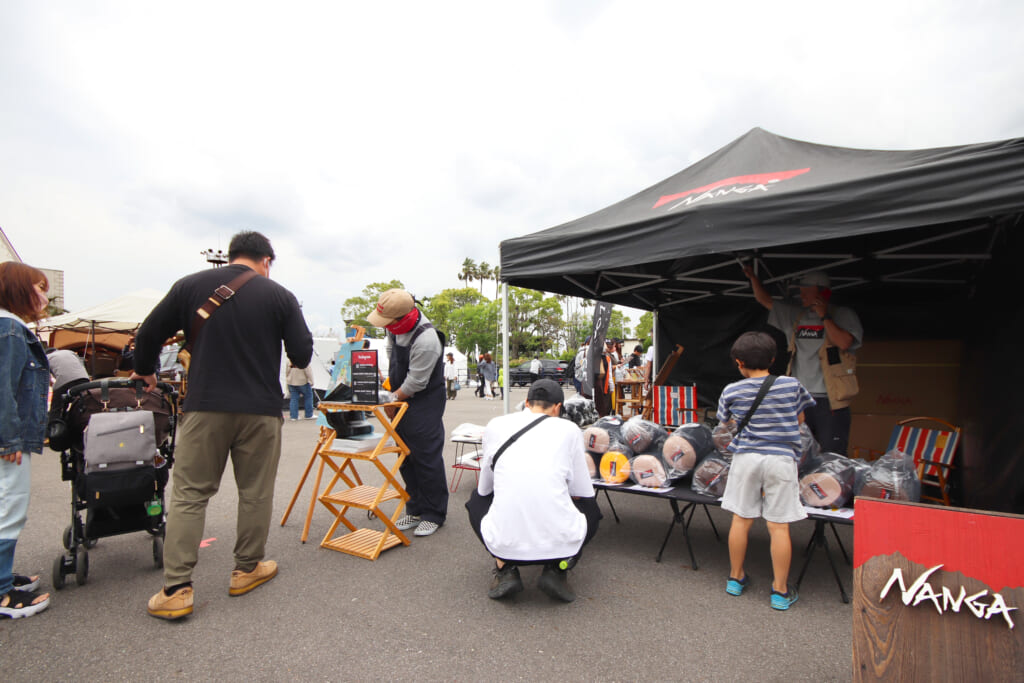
[733,374,778,439]
[490,414,550,471]
[176,269,259,397]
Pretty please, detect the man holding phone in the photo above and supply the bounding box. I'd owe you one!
[743,268,863,454]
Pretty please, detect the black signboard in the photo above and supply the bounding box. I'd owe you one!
[351,349,379,405]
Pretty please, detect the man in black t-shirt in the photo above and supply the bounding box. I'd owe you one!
[133,231,313,620]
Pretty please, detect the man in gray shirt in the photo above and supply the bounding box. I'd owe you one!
[744,268,863,454]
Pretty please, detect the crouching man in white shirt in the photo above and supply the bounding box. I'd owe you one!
[465,379,601,602]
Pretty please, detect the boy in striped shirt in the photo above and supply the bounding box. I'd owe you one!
[717,331,815,610]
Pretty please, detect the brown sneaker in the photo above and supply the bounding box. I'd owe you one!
[147,586,193,620]
[229,560,278,596]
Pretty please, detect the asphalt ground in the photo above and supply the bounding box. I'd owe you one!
[2,386,854,682]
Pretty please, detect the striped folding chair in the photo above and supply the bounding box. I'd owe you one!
[651,385,698,428]
[887,417,962,506]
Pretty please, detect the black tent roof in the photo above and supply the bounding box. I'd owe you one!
[500,127,1024,312]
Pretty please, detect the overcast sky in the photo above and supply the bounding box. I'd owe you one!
[2,1,1022,334]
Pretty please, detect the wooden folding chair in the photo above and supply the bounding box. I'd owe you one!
[887,416,962,506]
[642,344,684,421]
[651,385,699,429]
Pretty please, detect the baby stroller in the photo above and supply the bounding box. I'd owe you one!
[47,378,178,589]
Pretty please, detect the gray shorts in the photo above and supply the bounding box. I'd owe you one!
[721,452,807,524]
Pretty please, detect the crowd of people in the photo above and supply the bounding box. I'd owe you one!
[2,233,858,618]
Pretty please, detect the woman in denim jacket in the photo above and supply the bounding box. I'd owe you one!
[0,261,52,619]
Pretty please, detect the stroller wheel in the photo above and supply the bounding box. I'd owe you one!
[52,554,68,590]
[63,525,73,550]
[153,536,164,569]
[74,547,89,586]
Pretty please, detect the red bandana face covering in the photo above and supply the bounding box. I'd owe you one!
[385,308,419,335]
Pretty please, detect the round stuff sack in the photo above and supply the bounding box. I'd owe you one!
[861,450,921,502]
[662,433,697,474]
[584,452,598,479]
[663,423,715,475]
[620,416,667,453]
[692,454,731,497]
[800,454,856,508]
[630,454,669,488]
[797,422,823,476]
[563,396,598,427]
[712,422,735,454]
[599,451,631,484]
[582,427,612,454]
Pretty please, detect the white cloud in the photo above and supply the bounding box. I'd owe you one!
[2,0,1022,336]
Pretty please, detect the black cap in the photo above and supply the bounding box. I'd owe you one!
[527,379,564,405]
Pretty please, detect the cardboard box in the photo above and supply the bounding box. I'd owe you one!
[849,340,962,420]
[848,413,912,458]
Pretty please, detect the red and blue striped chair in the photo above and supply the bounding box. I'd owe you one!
[650,385,699,428]
[887,417,962,506]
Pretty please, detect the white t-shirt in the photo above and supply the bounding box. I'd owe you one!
[768,301,863,396]
[443,361,458,380]
[530,358,542,374]
[478,411,595,561]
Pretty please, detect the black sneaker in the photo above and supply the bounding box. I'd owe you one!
[537,564,576,603]
[487,564,523,600]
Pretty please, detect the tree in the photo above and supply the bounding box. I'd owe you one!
[458,258,478,289]
[506,287,563,358]
[635,311,654,345]
[608,309,631,340]
[477,261,492,295]
[449,299,500,357]
[339,279,405,338]
[421,287,484,344]
[492,265,501,300]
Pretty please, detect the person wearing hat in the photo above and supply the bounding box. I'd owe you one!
[743,267,863,454]
[465,379,600,603]
[367,288,447,537]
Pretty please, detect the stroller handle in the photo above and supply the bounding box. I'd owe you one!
[66,378,178,400]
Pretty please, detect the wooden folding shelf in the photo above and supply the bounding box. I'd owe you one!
[280,401,412,560]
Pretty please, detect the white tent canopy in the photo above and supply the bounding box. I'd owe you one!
[39,289,165,333]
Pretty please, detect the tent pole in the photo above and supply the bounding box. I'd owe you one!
[653,309,659,380]
[501,281,509,414]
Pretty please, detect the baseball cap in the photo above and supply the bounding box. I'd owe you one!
[527,379,564,405]
[367,289,415,327]
[799,271,831,288]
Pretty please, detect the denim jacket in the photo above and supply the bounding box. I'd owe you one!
[0,309,50,456]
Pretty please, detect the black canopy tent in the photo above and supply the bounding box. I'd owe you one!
[499,128,1024,512]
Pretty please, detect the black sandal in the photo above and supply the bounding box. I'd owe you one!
[0,589,51,619]
[12,574,40,592]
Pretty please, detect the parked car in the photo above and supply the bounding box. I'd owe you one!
[509,359,569,386]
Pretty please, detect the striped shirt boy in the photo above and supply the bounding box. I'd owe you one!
[716,376,816,459]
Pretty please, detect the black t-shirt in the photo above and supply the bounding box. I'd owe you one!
[134,264,313,416]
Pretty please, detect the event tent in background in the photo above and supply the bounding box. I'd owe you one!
[500,128,1024,513]
[38,289,165,377]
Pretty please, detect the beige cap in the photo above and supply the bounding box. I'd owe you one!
[367,288,415,327]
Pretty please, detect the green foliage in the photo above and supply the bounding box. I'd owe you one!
[506,286,563,358]
[450,300,500,356]
[339,279,405,338]
[608,309,631,340]
[635,311,654,346]
[424,288,486,348]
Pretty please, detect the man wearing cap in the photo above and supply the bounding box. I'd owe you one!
[744,267,863,454]
[367,289,447,537]
[466,379,600,603]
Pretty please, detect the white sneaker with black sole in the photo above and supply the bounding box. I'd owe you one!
[413,520,440,537]
[395,514,421,531]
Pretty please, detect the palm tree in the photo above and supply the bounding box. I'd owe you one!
[458,258,477,288]
[478,261,492,295]
[493,266,501,300]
